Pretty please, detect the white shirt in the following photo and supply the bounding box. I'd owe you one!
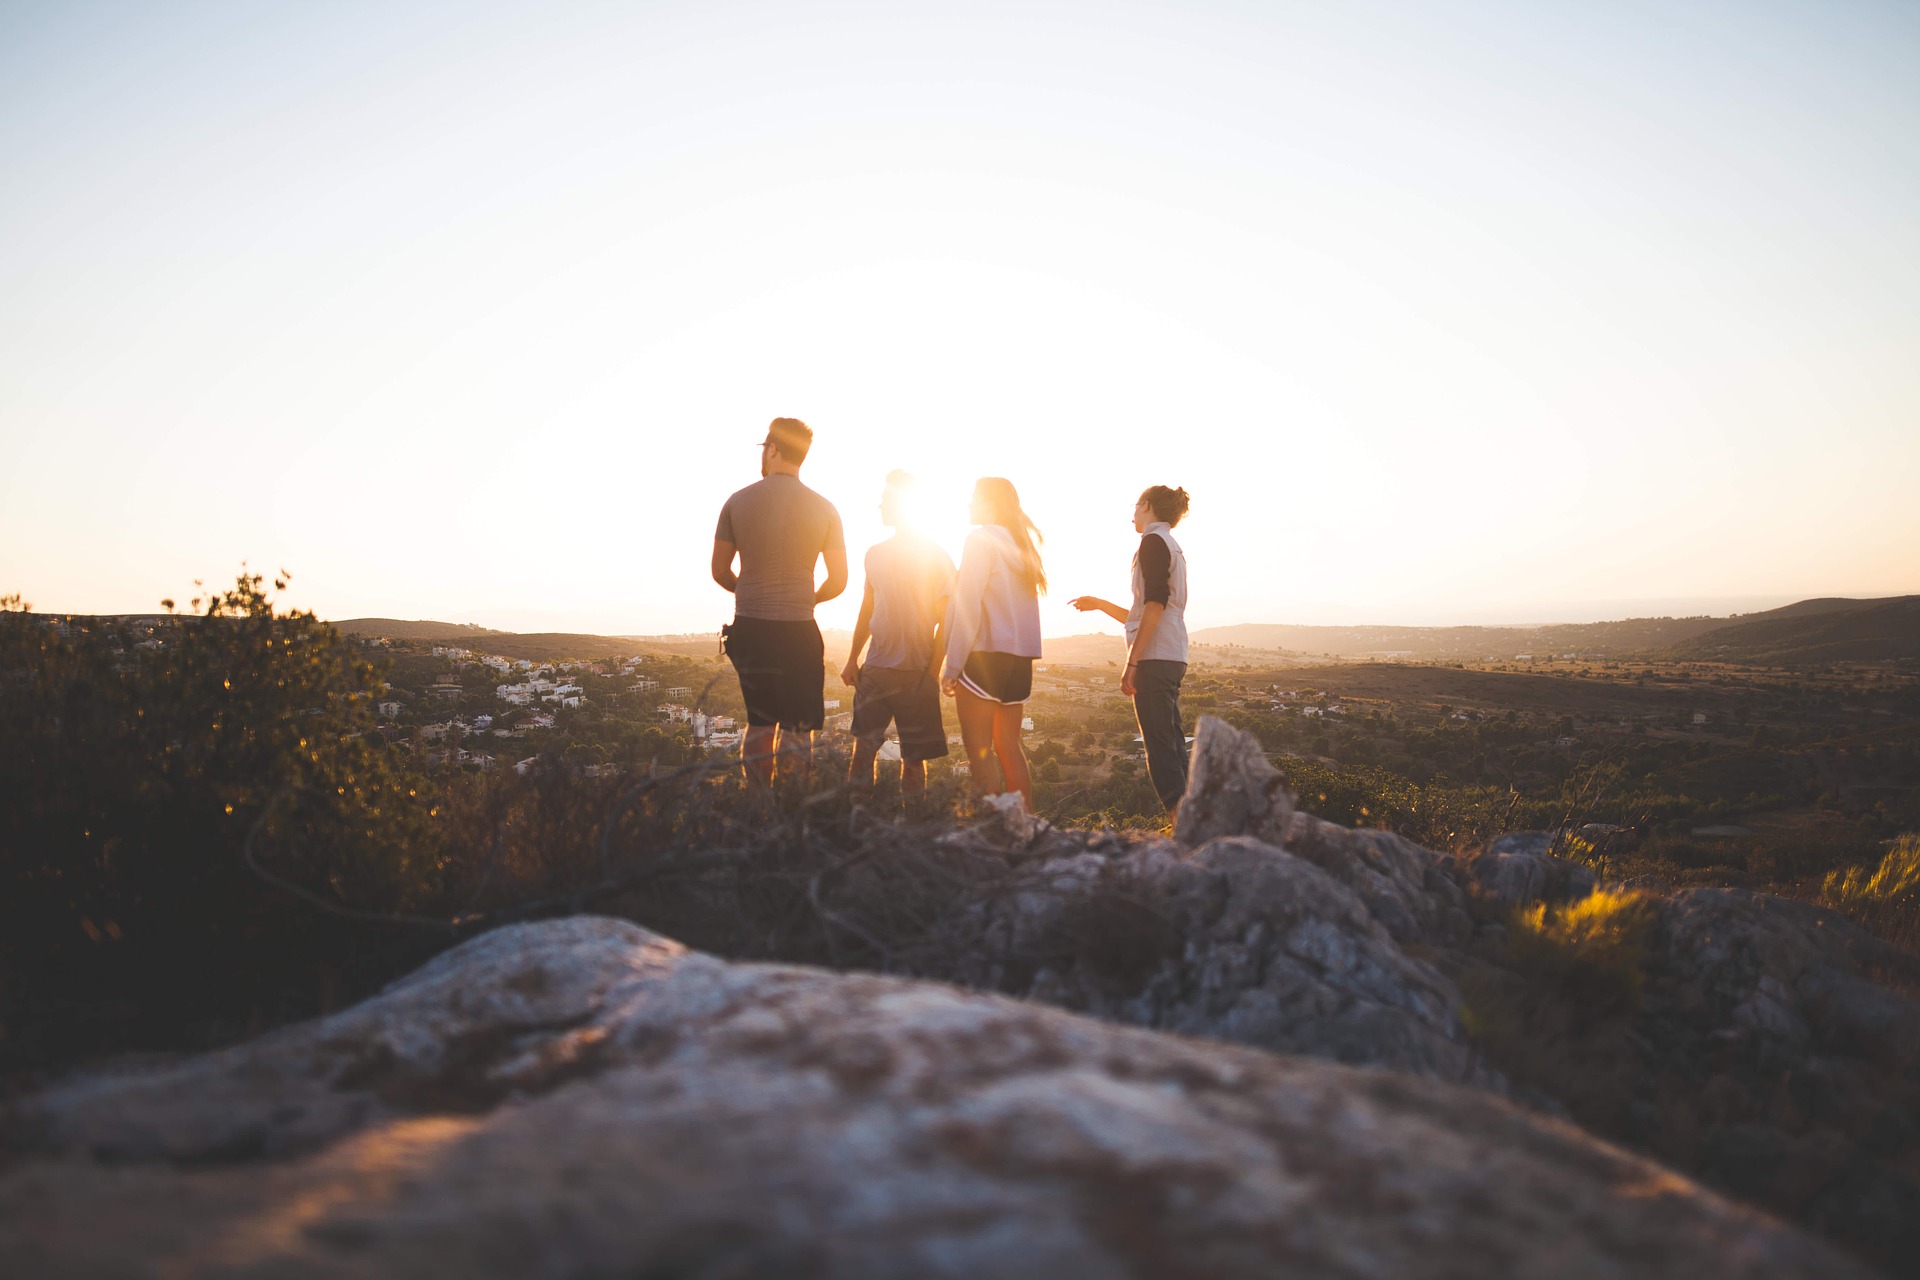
[1127,521,1189,664]
[942,525,1043,678]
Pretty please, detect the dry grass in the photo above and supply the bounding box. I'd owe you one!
[1507,889,1657,1017]
[1454,889,1660,1137]
[1821,833,1920,954]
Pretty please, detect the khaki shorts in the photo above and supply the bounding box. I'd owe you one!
[849,666,949,762]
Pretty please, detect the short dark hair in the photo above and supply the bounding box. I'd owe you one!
[1139,484,1190,526]
[766,417,813,465]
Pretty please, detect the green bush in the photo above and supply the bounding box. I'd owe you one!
[0,575,439,1067]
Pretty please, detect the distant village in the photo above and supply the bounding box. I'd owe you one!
[365,642,777,776]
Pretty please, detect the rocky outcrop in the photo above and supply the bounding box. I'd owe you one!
[1623,889,1920,1265]
[1034,833,1498,1087]
[1137,716,1920,1272]
[0,918,1868,1279]
[920,720,1494,1086]
[1457,832,1599,912]
[1173,714,1295,849]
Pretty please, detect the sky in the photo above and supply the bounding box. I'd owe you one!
[2,0,1916,636]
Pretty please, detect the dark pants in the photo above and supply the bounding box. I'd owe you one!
[1133,659,1188,810]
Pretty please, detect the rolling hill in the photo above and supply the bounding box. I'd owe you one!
[1673,596,1920,663]
[1187,616,1732,662]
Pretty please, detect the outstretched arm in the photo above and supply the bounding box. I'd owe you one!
[711,539,738,593]
[1068,595,1128,625]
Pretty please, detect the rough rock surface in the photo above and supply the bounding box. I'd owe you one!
[1001,833,1500,1088]
[1457,833,1599,912]
[0,918,1868,1279]
[1107,716,1920,1270]
[1173,714,1295,849]
[1181,718,1477,947]
[1622,888,1920,1264]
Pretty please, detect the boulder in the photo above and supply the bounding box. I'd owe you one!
[0,918,1868,1279]
[1172,715,1472,948]
[1611,889,1920,1267]
[1173,715,1294,849]
[1108,835,1495,1087]
[1458,837,1598,913]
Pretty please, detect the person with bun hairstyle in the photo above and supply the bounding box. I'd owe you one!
[1070,484,1191,812]
[941,477,1044,808]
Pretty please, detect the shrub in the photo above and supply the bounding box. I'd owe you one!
[0,575,440,1069]
[1507,889,1657,1017]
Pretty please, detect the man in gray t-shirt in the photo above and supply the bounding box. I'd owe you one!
[841,472,955,799]
[711,417,847,785]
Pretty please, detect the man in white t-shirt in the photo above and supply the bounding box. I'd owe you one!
[840,472,956,800]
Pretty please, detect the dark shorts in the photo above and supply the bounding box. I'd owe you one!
[723,618,825,730]
[956,651,1033,704]
[849,666,949,761]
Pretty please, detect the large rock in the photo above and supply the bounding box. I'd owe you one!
[1628,888,1920,1262]
[0,918,1867,1279]
[1073,834,1496,1087]
[1175,715,1473,948]
[1173,715,1295,849]
[1458,834,1599,913]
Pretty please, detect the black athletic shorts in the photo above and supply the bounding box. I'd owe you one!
[723,618,825,730]
[956,651,1034,704]
[849,666,949,761]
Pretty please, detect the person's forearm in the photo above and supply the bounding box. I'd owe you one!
[847,622,870,665]
[711,541,738,593]
[1128,602,1165,666]
[1097,598,1128,625]
[926,623,947,677]
[943,605,979,680]
[816,575,847,605]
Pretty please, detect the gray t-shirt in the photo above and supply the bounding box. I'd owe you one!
[715,475,845,622]
[863,533,956,670]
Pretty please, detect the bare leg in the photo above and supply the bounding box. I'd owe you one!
[954,686,1002,798]
[900,758,927,797]
[774,726,813,788]
[848,740,879,791]
[991,701,1033,808]
[742,725,777,786]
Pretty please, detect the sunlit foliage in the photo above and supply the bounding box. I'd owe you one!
[0,574,438,1066]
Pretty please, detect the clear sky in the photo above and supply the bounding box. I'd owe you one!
[3,0,1916,635]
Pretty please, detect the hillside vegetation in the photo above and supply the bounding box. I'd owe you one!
[1673,595,1920,664]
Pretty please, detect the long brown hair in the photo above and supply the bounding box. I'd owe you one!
[973,477,1046,594]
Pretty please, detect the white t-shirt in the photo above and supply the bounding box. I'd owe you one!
[862,533,956,670]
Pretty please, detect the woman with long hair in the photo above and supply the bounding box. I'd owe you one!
[941,477,1044,808]
[1070,484,1191,812]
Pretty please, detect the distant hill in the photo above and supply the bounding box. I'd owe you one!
[336,619,659,662]
[1188,616,1731,663]
[1673,596,1920,663]
[333,619,506,642]
[1041,633,1131,666]
[329,597,1920,667]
